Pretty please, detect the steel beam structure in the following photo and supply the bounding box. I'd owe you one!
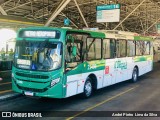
[0,6,7,15]
[113,0,147,30]
[45,0,71,26]
[0,0,159,34]
[143,18,160,34]
[73,0,88,27]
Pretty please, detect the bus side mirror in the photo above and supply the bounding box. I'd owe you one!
[72,46,77,57]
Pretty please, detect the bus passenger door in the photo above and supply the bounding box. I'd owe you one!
[103,39,116,87]
[115,40,127,83]
[115,58,127,83]
[103,59,116,87]
[65,37,83,97]
[126,41,136,80]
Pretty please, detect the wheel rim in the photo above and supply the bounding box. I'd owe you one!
[84,81,92,97]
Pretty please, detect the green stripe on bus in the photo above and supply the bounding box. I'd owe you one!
[134,36,153,41]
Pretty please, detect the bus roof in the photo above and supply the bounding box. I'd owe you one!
[18,27,106,39]
[18,27,153,41]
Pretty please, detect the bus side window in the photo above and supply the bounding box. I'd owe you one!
[65,38,82,71]
[144,41,150,55]
[136,41,143,56]
[66,42,81,62]
[110,39,115,58]
[65,42,75,70]
[120,40,126,57]
[87,38,101,60]
[127,40,135,57]
[103,39,110,59]
[66,43,72,62]
[116,40,126,58]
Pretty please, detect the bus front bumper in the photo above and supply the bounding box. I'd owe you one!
[12,78,65,98]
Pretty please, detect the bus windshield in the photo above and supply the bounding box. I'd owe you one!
[13,40,62,71]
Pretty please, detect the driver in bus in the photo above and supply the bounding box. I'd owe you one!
[42,48,61,69]
[50,48,61,69]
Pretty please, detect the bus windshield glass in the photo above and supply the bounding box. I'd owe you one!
[13,40,62,71]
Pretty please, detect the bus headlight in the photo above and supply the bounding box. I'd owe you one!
[51,78,60,87]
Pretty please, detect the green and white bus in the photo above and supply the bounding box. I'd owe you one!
[12,27,153,98]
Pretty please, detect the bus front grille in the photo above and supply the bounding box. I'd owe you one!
[16,72,49,79]
[16,78,48,83]
[17,84,48,93]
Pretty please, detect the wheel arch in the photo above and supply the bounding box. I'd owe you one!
[87,73,98,90]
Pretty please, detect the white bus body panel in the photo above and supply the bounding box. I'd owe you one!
[103,59,116,87]
[66,56,153,97]
[66,70,104,97]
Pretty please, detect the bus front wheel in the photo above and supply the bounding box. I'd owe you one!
[131,67,138,82]
[82,78,93,98]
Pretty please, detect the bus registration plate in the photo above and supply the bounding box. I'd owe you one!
[24,91,34,96]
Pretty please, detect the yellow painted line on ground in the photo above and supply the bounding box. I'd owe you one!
[0,82,11,86]
[66,85,139,120]
[0,90,12,94]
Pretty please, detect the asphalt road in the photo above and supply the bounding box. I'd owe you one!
[0,63,160,120]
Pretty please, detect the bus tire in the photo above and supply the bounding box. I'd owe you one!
[131,67,138,82]
[82,78,93,98]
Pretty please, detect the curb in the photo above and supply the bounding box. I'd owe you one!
[0,93,22,102]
